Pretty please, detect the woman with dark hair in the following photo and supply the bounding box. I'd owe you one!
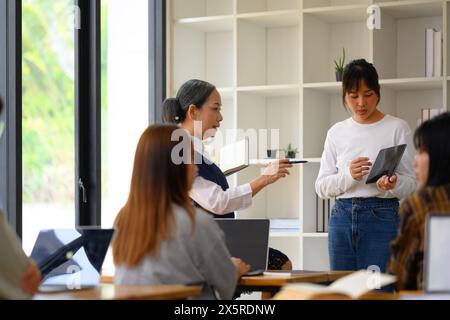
[388,112,450,291]
[315,59,417,274]
[162,79,293,270]
[112,125,250,299]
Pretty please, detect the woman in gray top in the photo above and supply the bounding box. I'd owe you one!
[112,125,250,299]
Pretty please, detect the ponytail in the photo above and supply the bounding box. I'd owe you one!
[162,98,184,124]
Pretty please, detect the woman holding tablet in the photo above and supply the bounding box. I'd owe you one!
[315,59,417,274]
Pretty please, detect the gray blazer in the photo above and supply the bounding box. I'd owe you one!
[115,205,237,299]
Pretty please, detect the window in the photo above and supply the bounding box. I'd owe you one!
[100,0,149,229]
[22,0,75,254]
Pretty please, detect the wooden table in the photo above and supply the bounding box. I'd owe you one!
[237,270,353,297]
[34,283,202,300]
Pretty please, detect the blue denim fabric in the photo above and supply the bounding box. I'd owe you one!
[328,197,400,273]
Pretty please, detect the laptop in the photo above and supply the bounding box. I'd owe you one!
[424,214,450,293]
[30,228,115,292]
[215,219,269,276]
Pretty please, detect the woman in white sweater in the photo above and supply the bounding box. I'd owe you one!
[315,59,417,275]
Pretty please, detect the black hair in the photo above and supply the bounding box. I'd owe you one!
[414,112,450,187]
[162,79,216,124]
[342,59,381,108]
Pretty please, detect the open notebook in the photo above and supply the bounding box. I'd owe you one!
[219,138,249,176]
[273,270,396,300]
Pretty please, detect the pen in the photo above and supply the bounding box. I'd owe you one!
[288,160,308,164]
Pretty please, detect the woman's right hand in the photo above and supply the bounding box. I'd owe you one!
[250,159,293,196]
[231,257,251,279]
[349,157,372,181]
[261,159,293,185]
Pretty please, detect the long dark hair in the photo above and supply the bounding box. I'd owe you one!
[112,124,195,266]
[414,112,450,187]
[342,59,381,108]
[162,79,216,124]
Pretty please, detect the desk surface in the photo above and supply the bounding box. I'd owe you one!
[238,270,352,287]
[34,283,202,300]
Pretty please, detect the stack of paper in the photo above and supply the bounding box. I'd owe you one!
[270,219,300,233]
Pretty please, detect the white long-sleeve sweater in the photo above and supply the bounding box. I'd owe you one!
[315,115,418,200]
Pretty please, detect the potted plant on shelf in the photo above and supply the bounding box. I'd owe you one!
[334,47,346,82]
[284,144,298,159]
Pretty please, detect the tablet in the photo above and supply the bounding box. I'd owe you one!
[365,144,407,184]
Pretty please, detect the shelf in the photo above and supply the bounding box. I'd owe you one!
[175,15,234,32]
[237,10,300,28]
[380,77,444,90]
[302,5,369,23]
[302,0,371,10]
[237,84,300,97]
[303,77,444,94]
[303,82,341,94]
[379,0,443,19]
[302,233,328,238]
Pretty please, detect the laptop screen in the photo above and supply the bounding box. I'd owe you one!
[30,228,114,289]
[425,215,450,293]
[215,219,269,272]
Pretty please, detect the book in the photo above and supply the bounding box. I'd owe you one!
[426,28,435,77]
[273,270,397,300]
[219,138,249,176]
[434,30,442,77]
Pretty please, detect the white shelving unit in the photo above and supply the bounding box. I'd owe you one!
[168,0,450,271]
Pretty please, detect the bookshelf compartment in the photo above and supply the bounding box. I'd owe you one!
[172,0,233,19]
[237,18,299,86]
[373,7,443,79]
[236,92,300,158]
[302,89,349,158]
[237,0,301,14]
[235,91,301,220]
[301,162,335,234]
[302,237,329,271]
[382,87,443,131]
[173,25,234,90]
[303,14,370,83]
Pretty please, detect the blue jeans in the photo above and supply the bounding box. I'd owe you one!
[328,197,400,273]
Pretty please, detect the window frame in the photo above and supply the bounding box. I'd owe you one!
[0,0,166,235]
